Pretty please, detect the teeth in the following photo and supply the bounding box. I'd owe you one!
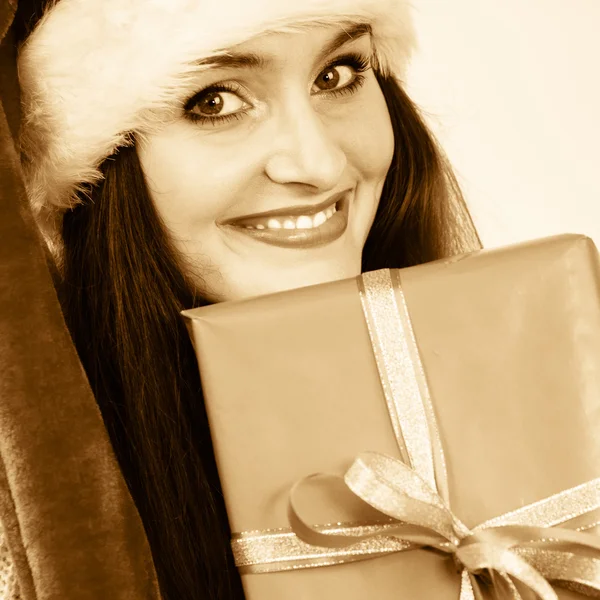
[312,211,327,227]
[243,202,339,230]
[296,215,313,229]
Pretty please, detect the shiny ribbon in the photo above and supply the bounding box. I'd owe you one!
[231,269,600,599]
[288,453,600,599]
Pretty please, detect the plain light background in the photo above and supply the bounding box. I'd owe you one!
[404,0,600,249]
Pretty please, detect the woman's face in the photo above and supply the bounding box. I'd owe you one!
[138,24,394,302]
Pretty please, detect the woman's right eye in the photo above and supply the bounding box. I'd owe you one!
[184,84,250,125]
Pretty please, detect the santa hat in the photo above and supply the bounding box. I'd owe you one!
[17,0,417,257]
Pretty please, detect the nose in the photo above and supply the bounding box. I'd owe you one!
[264,99,347,190]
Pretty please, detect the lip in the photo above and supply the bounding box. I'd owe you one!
[222,190,350,225]
[222,192,351,250]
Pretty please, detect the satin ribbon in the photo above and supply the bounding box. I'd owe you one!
[288,452,600,599]
[231,269,600,599]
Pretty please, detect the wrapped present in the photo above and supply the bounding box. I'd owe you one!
[182,234,600,600]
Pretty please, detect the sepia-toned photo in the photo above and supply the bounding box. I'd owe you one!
[1,1,599,598]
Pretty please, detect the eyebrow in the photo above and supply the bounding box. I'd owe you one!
[195,22,372,70]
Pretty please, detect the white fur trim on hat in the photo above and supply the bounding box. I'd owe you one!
[17,0,416,256]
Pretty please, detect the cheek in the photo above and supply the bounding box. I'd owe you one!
[340,81,394,180]
[137,132,252,236]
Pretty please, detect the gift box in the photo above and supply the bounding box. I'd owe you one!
[182,234,600,599]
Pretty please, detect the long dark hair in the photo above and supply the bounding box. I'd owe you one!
[9,13,480,588]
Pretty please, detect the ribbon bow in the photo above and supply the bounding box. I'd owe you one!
[289,451,600,599]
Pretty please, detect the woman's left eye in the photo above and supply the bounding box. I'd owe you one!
[311,54,371,96]
[313,65,355,91]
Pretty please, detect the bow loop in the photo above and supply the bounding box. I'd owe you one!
[344,452,465,546]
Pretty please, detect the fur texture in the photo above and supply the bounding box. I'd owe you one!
[17,0,416,257]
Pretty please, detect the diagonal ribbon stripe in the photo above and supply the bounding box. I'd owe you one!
[478,477,600,530]
[229,269,600,599]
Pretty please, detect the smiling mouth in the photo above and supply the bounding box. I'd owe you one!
[222,192,351,249]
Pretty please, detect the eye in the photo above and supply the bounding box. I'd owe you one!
[312,64,355,92]
[311,53,371,96]
[185,84,249,120]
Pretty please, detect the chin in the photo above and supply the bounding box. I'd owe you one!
[191,262,363,303]
[242,260,362,300]
[195,243,365,303]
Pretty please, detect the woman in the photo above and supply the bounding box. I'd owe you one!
[4,0,480,598]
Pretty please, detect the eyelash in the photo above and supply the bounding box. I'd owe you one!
[184,52,371,127]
